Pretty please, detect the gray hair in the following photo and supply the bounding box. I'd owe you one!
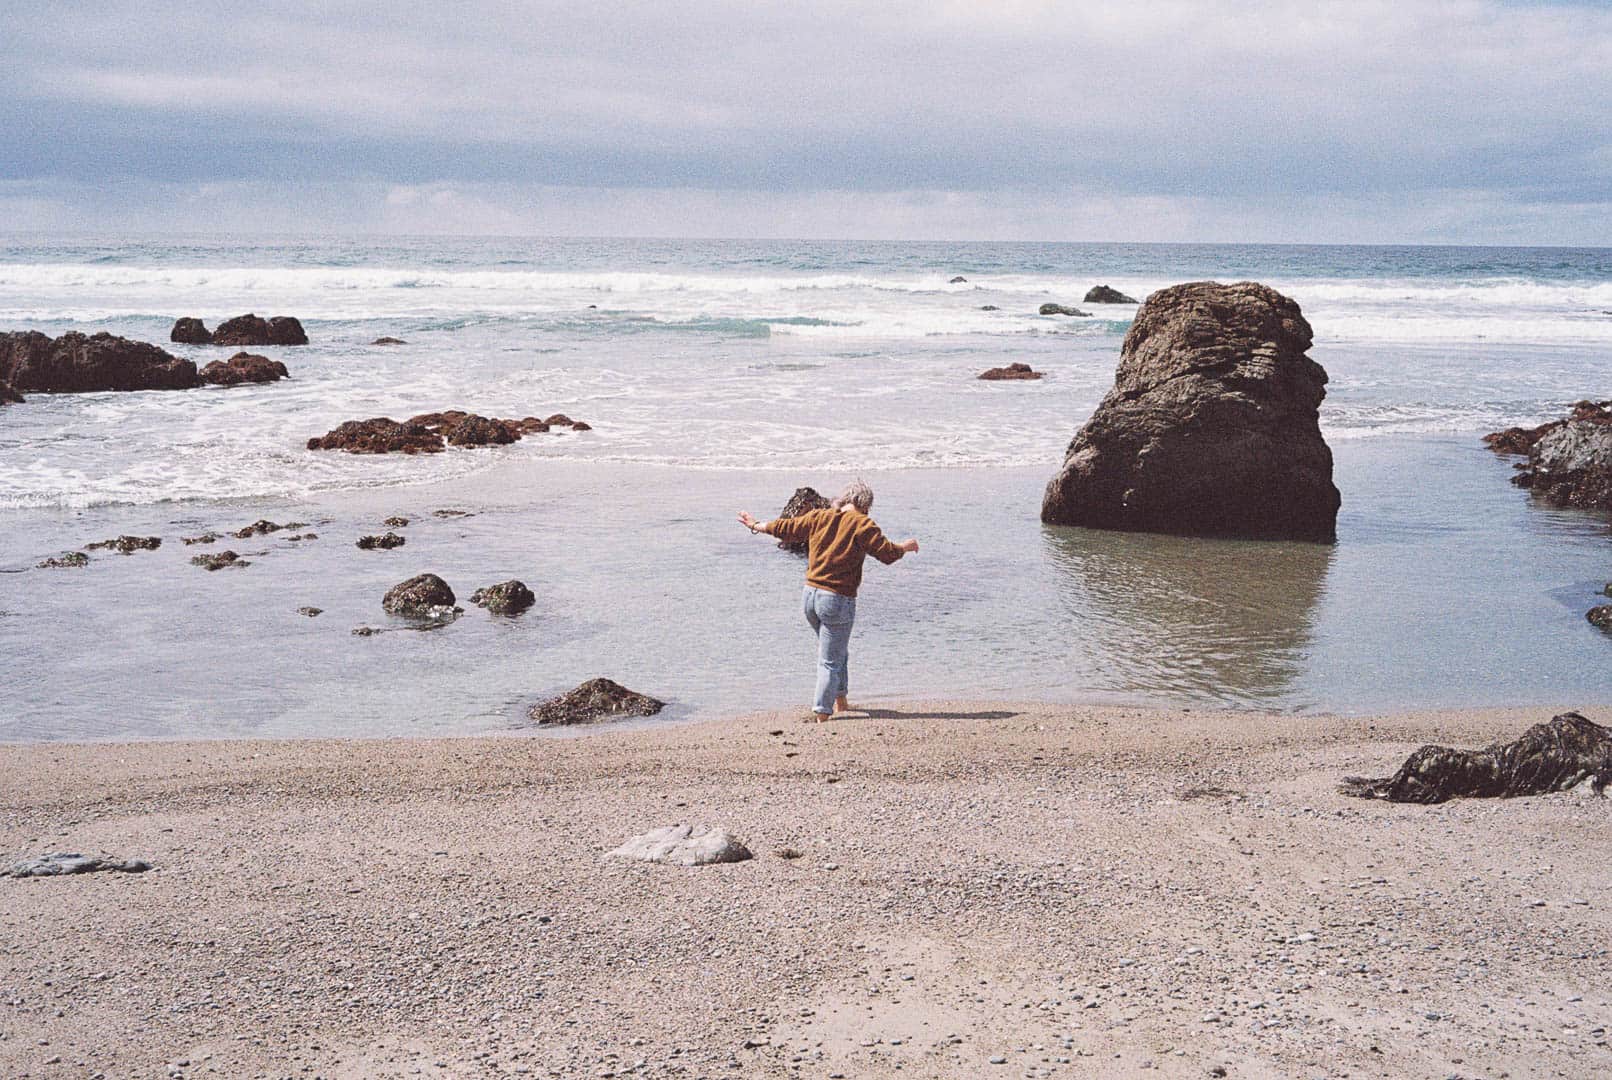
[832,479,874,513]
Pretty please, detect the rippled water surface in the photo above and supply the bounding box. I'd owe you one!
[1,237,1608,738]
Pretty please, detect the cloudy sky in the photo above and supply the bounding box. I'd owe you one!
[3,0,1610,243]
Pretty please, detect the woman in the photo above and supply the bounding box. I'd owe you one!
[738,480,919,722]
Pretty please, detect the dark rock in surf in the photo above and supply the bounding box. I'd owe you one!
[1341,712,1612,803]
[1589,606,1612,631]
[776,486,832,554]
[527,677,665,726]
[1042,281,1340,542]
[979,305,999,311]
[37,551,89,568]
[978,362,1042,381]
[86,535,161,554]
[382,573,459,618]
[383,516,410,528]
[1084,285,1138,304]
[199,351,288,387]
[170,318,213,344]
[211,314,308,347]
[356,532,406,550]
[182,533,220,545]
[470,580,534,615]
[569,420,591,431]
[471,579,535,615]
[1039,303,1089,317]
[0,331,198,393]
[191,550,247,571]
[308,418,445,455]
[1490,401,1612,512]
[949,276,968,284]
[233,520,293,539]
[445,414,517,447]
[372,337,407,345]
[1,380,23,404]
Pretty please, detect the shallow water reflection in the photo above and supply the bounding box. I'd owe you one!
[1041,527,1334,707]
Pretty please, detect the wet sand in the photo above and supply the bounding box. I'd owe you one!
[1,702,1609,1079]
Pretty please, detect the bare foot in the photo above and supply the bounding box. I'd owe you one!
[833,696,851,713]
[803,711,833,724]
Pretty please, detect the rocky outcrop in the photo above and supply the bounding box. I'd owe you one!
[1341,712,1612,803]
[1039,303,1089,317]
[199,352,289,387]
[86,535,161,553]
[356,532,405,550]
[211,314,308,347]
[382,573,459,618]
[775,486,831,554]
[607,825,752,866]
[1041,281,1340,542]
[0,331,198,393]
[527,678,665,726]
[37,551,89,568]
[471,580,535,615]
[308,410,592,454]
[1084,285,1138,304]
[978,362,1042,381]
[191,550,247,571]
[170,318,212,344]
[0,380,21,404]
[1488,402,1612,512]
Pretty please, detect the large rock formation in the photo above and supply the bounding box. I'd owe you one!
[211,314,308,347]
[199,352,289,387]
[1486,401,1612,511]
[1041,281,1340,542]
[1341,712,1612,803]
[527,678,665,725]
[0,331,198,393]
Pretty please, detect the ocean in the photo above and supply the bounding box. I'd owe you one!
[1,236,1608,740]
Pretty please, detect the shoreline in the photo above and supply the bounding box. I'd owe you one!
[3,701,1609,1078]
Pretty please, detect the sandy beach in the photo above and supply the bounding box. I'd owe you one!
[2,702,1608,1079]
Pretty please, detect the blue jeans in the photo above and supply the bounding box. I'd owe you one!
[802,586,856,715]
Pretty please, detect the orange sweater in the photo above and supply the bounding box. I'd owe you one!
[765,507,905,597]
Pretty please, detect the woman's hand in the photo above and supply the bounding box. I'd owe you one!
[737,511,763,533]
[900,538,920,554]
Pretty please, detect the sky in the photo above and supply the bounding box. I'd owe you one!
[3,0,1610,244]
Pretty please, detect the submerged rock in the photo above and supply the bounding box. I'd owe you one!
[527,677,665,726]
[232,520,295,538]
[356,532,406,550]
[199,351,289,387]
[978,362,1042,381]
[372,336,407,345]
[1084,285,1138,304]
[949,275,968,284]
[0,380,21,404]
[5,852,151,878]
[170,317,212,344]
[979,304,1000,311]
[86,535,161,554]
[775,486,832,554]
[1342,712,1612,803]
[1589,606,1612,631]
[0,331,197,393]
[297,606,323,617]
[471,579,535,615]
[382,516,410,528]
[182,532,220,545]
[1490,402,1612,512]
[1039,303,1090,317]
[607,825,752,866]
[211,313,308,347]
[37,551,89,568]
[433,509,472,518]
[191,550,247,571]
[1041,281,1341,541]
[382,573,459,618]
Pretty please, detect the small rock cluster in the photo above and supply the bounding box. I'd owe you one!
[86,535,161,554]
[170,314,308,347]
[306,411,593,454]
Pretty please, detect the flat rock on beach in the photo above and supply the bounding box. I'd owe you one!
[0,703,1607,1079]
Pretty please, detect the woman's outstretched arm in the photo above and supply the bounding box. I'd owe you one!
[737,510,814,546]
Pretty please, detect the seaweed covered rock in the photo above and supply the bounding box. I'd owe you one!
[446,414,517,447]
[527,678,665,726]
[471,579,535,615]
[1489,402,1612,512]
[0,331,198,393]
[86,535,161,553]
[382,573,458,618]
[978,362,1041,381]
[1042,281,1340,541]
[37,551,89,568]
[308,410,591,454]
[775,486,831,554]
[199,351,289,387]
[1084,285,1138,304]
[356,532,406,550]
[307,418,445,455]
[212,314,308,347]
[1039,303,1089,317]
[1340,712,1612,803]
[170,318,212,344]
[191,550,247,571]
